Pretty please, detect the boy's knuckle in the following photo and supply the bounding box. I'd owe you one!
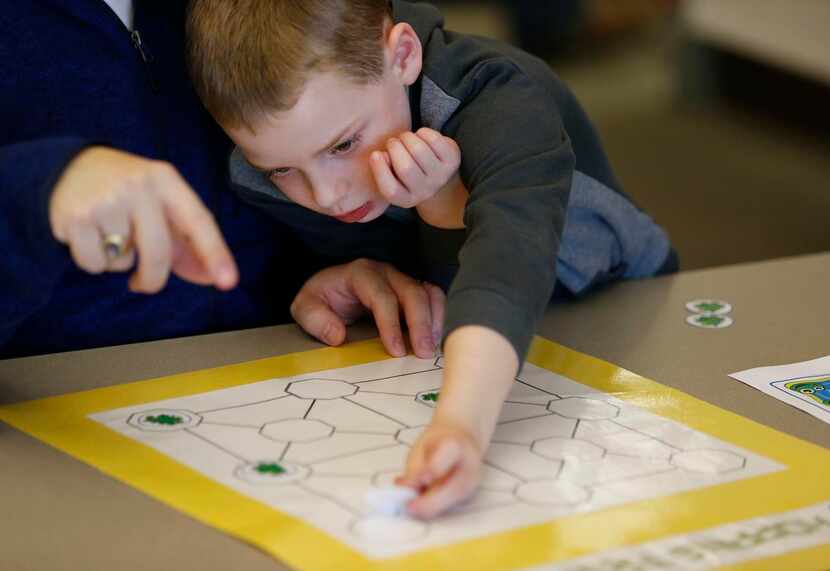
[401,163,419,181]
[448,144,461,161]
[411,136,428,151]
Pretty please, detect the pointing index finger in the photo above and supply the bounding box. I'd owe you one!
[151,164,238,289]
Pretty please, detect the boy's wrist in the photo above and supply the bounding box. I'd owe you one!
[415,175,468,229]
[432,326,519,449]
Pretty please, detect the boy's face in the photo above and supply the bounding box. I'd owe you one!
[231,73,409,223]
[229,25,421,224]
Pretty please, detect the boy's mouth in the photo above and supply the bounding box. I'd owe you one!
[334,202,373,223]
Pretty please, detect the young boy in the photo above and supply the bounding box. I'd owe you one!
[187,0,675,519]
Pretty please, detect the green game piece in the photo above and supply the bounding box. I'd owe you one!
[696,302,723,313]
[255,462,286,475]
[146,414,183,426]
[420,391,440,403]
[697,315,725,327]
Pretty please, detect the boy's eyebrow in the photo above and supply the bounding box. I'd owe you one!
[248,119,360,173]
[313,118,360,157]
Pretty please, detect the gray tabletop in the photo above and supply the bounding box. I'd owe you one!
[2,252,828,570]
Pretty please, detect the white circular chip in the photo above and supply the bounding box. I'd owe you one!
[686,314,734,329]
[685,299,732,315]
[352,516,427,543]
[364,485,417,517]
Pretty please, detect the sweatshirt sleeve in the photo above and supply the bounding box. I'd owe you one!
[0,137,91,347]
[432,62,575,363]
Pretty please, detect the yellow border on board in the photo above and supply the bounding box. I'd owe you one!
[1,337,829,571]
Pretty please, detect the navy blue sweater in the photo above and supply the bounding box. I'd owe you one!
[0,1,310,358]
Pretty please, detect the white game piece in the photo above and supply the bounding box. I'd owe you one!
[364,485,417,517]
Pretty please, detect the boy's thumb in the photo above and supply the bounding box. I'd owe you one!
[291,300,346,347]
[427,439,461,479]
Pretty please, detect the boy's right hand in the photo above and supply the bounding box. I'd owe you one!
[396,419,483,519]
[49,146,238,293]
[370,128,468,229]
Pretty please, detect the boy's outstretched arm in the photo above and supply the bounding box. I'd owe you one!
[398,324,518,519]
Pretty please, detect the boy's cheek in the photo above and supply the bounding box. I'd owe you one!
[279,184,326,215]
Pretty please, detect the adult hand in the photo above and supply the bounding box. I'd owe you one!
[49,146,238,293]
[290,259,445,358]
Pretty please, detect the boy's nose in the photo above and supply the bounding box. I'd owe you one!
[310,177,348,210]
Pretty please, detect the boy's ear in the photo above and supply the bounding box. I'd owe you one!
[385,22,423,86]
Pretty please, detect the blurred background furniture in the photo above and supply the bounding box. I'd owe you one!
[432,0,830,270]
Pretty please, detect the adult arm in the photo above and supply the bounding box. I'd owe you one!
[0,137,91,347]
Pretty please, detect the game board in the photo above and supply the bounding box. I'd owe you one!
[1,338,829,570]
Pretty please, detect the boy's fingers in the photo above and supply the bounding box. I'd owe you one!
[349,266,407,357]
[420,129,461,165]
[407,439,461,495]
[427,439,462,480]
[409,460,477,519]
[424,282,445,347]
[387,137,426,193]
[370,151,410,205]
[290,269,348,345]
[399,131,441,178]
[386,271,434,358]
[393,280,435,359]
[290,294,348,347]
[153,165,238,290]
[401,439,429,487]
[410,474,476,519]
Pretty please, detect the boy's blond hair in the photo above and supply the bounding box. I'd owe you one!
[187,0,392,130]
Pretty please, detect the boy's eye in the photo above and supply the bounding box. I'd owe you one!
[268,167,291,179]
[331,138,356,155]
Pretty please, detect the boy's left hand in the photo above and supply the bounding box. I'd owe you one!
[370,127,461,209]
[396,420,483,519]
[291,259,445,358]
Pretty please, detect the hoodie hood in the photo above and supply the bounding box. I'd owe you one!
[391,0,445,47]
